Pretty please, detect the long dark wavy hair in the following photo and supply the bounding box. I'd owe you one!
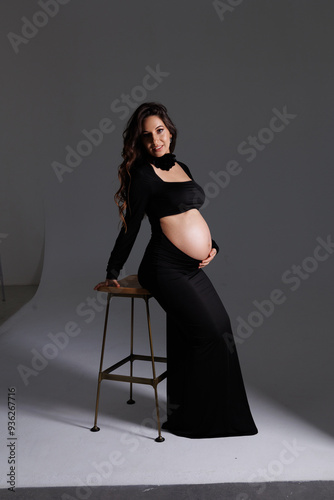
[115,102,177,229]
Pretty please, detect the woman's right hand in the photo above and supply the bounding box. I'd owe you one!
[94,279,120,291]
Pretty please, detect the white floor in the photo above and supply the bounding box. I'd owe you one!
[0,282,334,489]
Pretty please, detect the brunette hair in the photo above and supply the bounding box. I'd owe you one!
[114,102,177,229]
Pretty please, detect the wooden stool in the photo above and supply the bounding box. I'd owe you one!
[90,275,167,442]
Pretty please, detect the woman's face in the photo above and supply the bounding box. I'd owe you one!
[141,115,172,157]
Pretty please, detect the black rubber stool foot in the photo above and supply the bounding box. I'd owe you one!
[90,426,100,432]
[155,436,165,443]
[127,399,135,405]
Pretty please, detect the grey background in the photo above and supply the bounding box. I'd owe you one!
[1,0,333,289]
[0,0,334,402]
[0,0,334,484]
[1,0,334,446]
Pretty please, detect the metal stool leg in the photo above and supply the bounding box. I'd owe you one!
[90,293,112,432]
[127,297,135,405]
[145,297,165,443]
[89,276,166,442]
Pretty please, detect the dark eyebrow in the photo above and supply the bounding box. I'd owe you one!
[142,125,164,134]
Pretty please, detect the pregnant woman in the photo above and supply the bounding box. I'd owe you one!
[94,102,258,439]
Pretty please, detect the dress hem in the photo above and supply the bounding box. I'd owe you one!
[161,421,258,439]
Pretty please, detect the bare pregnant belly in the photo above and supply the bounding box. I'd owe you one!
[160,209,212,260]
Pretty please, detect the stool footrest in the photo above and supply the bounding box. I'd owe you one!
[131,354,167,363]
[101,354,167,387]
[101,371,167,386]
[102,354,167,375]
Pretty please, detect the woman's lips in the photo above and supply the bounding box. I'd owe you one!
[152,145,163,152]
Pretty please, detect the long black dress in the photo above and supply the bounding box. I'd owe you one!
[106,158,258,438]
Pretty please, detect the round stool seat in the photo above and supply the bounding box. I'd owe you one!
[97,274,151,298]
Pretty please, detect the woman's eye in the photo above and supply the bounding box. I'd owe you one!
[157,128,164,133]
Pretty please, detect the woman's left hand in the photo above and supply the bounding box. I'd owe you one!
[198,248,217,268]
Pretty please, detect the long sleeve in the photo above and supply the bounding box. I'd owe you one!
[106,168,151,280]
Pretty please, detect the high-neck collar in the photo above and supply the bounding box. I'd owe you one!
[147,153,176,171]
